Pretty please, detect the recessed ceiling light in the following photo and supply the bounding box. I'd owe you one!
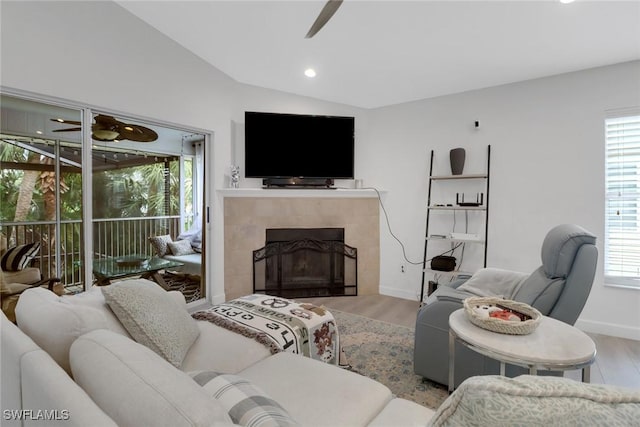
[304,68,317,78]
[560,0,575,4]
[36,130,43,135]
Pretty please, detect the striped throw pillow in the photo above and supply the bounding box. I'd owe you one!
[1,242,40,272]
[190,371,299,427]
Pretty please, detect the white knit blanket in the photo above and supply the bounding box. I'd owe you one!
[430,375,640,426]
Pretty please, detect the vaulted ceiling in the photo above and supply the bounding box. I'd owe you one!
[117,0,640,109]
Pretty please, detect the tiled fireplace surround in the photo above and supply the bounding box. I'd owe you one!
[222,190,380,301]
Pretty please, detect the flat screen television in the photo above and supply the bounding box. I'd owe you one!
[244,111,354,182]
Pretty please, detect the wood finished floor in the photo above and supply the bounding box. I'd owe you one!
[305,294,640,390]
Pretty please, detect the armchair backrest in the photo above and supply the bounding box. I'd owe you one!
[512,224,597,324]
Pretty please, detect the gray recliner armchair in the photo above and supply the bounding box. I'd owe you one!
[414,224,598,388]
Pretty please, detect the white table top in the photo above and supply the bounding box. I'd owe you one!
[449,309,596,367]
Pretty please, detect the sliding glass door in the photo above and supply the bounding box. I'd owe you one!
[0,93,207,301]
[0,95,84,288]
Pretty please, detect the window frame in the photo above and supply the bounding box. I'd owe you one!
[604,109,640,289]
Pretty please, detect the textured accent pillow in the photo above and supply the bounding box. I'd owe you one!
[190,371,299,427]
[1,242,40,271]
[168,239,196,256]
[148,234,173,257]
[102,279,200,367]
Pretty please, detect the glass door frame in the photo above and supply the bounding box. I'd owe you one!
[1,87,212,303]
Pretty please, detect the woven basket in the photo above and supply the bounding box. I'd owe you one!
[463,297,542,335]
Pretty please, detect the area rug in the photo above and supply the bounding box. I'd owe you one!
[331,309,449,410]
[162,272,201,303]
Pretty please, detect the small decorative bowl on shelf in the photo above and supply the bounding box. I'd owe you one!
[463,296,542,335]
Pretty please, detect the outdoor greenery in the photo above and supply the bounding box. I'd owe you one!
[1,139,195,286]
[1,141,192,223]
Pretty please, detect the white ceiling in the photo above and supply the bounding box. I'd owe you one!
[117,0,640,109]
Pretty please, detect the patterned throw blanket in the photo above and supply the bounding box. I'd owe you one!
[192,294,339,365]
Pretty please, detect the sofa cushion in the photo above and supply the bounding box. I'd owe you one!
[149,234,173,257]
[1,242,40,271]
[1,265,42,284]
[190,371,299,427]
[15,286,128,374]
[239,352,392,426]
[181,320,271,374]
[102,279,200,367]
[21,350,117,427]
[367,398,435,427]
[429,375,640,427]
[70,329,232,427]
[168,239,196,256]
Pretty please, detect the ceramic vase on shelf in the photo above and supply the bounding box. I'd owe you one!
[449,148,466,175]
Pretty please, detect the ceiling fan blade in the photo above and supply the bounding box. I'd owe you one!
[52,127,82,132]
[50,118,81,126]
[305,0,343,38]
[118,125,158,143]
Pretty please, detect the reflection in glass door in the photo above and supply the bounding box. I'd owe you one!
[0,95,83,291]
[1,94,207,303]
[87,112,206,302]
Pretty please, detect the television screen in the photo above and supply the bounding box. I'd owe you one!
[244,111,354,179]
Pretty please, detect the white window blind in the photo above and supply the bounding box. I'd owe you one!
[605,113,640,288]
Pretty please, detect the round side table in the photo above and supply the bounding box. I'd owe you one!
[448,308,596,393]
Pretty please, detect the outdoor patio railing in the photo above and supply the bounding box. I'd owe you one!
[1,216,180,290]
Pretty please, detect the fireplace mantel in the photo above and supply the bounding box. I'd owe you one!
[222,191,380,300]
[218,188,384,199]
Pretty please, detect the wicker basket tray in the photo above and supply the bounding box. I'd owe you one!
[463,297,542,335]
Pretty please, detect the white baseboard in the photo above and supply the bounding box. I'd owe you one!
[575,318,640,341]
[379,286,420,302]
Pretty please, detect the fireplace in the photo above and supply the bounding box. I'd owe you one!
[253,228,357,298]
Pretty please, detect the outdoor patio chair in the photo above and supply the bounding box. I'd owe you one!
[1,261,61,323]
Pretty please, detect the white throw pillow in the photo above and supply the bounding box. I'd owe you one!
[168,239,197,256]
[71,329,232,427]
[189,371,299,427]
[102,279,200,367]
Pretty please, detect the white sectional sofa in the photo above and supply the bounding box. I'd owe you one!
[3,280,434,426]
[4,280,639,426]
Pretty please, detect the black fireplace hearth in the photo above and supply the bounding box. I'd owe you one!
[253,228,357,298]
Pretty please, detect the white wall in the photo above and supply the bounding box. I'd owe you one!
[0,1,363,304]
[366,61,640,339]
[2,2,638,339]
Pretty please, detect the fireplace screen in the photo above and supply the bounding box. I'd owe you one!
[253,228,357,298]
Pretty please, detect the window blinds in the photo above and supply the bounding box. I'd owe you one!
[605,114,640,287]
